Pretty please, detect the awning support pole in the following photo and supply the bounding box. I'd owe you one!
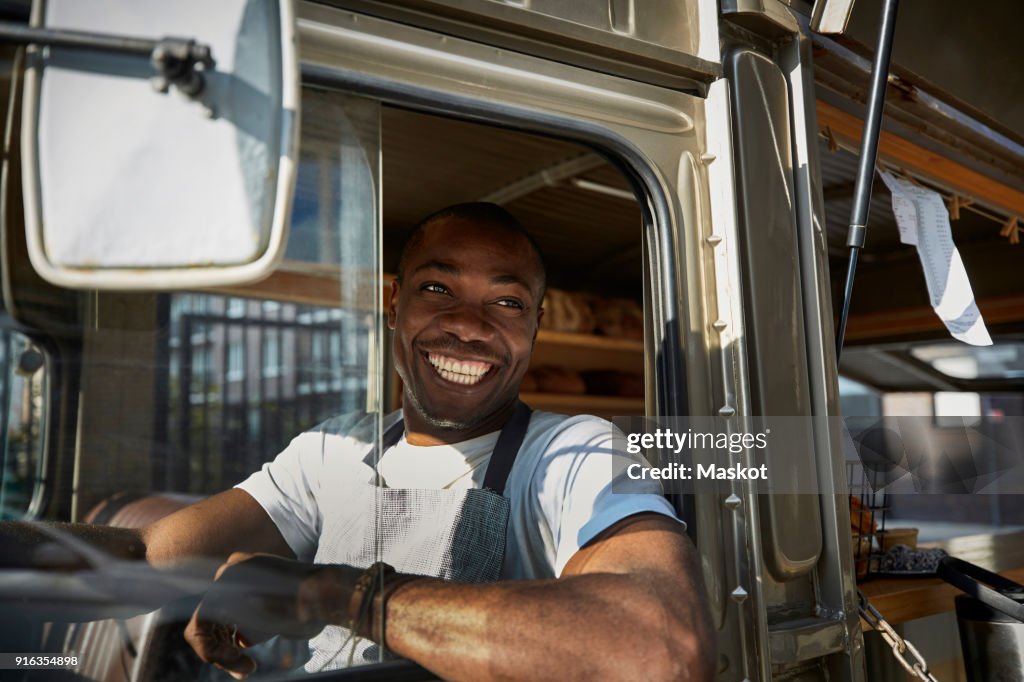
[834,0,899,361]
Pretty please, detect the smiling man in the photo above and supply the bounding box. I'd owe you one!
[180,203,716,680]
[390,204,543,439]
[4,203,714,681]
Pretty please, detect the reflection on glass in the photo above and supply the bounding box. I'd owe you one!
[0,86,384,677]
[151,90,384,514]
[0,331,47,520]
[162,293,374,494]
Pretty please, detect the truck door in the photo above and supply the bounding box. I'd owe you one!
[701,5,864,681]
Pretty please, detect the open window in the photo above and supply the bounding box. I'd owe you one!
[377,106,646,421]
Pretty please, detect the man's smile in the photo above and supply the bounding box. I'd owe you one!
[425,351,495,386]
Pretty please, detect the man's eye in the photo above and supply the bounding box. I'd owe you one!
[496,298,524,309]
[422,283,449,295]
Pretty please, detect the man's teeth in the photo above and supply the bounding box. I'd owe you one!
[427,353,493,385]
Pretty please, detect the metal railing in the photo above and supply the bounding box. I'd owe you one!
[157,294,372,494]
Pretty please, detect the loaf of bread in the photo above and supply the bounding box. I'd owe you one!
[541,289,596,334]
[594,297,644,341]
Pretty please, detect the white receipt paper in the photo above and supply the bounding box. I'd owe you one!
[878,171,992,346]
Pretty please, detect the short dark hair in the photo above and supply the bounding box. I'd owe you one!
[396,202,547,296]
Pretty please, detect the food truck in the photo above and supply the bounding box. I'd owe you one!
[0,0,1022,680]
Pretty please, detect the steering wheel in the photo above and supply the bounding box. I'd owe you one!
[0,523,210,622]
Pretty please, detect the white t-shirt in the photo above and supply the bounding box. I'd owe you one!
[237,410,680,579]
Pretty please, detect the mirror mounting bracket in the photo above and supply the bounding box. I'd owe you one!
[0,22,214,98]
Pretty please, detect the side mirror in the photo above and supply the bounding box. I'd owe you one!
[810,0,857,34]
[19,0,299,290]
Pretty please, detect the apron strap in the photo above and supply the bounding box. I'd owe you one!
[381,416,406,451]
[361,417,407,467]
[482,401,532,496]
[370,402,532,496]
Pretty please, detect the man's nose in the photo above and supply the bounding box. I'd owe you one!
[437,302,495,343]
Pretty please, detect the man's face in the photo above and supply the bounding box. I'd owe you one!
[388,218,544,433]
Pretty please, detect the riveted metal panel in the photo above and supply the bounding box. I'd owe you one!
[727,47,822,580]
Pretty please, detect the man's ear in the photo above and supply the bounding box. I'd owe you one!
[387,280,400,330]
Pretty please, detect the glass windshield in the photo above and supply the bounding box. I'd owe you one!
[1,84,655,680]
[0,88,384,679]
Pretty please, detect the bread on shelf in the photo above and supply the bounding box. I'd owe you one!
[541,287,643,341]
[593,297,644,341]
[525,366,586,395]
[522,289,646,416]
[541,289,596,334]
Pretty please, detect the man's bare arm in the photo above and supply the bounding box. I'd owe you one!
[383,513,714,682]
[1,489,292,574]
[141,489,294,568]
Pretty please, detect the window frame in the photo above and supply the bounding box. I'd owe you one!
[286,8,702,678]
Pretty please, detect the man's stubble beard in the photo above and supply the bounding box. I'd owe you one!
[403,384,511,433]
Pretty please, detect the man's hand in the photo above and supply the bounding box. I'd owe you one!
[184,552,361,679]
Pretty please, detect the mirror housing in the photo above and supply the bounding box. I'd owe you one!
[20,0,299,290]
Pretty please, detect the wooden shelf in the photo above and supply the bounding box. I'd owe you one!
[211,271,644,370]
[520,392,644,419]
[536,329,643,352]
[818,100,1024,218]
[531,329,644,373]
[209,266,379,311]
